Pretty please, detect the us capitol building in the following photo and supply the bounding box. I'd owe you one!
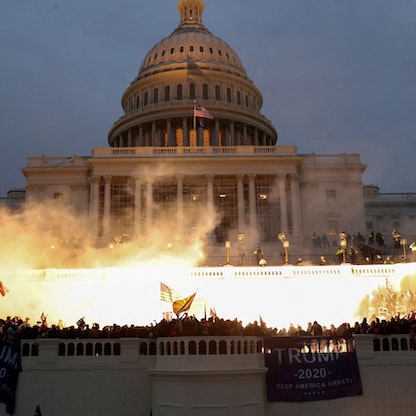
[17,0,415,263]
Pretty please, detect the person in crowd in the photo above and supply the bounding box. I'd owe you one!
[392,229,401,249]
[409,241,416,261]
[368,231,375,245]
[253,247,267,266]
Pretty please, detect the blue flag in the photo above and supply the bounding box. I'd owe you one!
[264,335,362,402]
[34,404,42,416]
[0,339,21,414]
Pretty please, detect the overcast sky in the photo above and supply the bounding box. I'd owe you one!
[1,0,415,196]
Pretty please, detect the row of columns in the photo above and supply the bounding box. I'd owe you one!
[89,173,302,242]
[113,118,272,148]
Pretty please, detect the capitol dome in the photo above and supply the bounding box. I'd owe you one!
[138,1,248,80]
[108,0,277,148]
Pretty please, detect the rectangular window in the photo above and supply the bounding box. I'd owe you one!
[326,189,336,200]
[328,220,339,237]
[53,192,63,202]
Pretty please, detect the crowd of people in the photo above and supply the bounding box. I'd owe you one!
[311,230,416,264]
[1,311,415,347]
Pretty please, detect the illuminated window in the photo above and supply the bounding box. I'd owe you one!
[53,193,63,202]
[328,220,339,236]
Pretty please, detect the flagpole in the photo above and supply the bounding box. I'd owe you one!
[193,99,196,133]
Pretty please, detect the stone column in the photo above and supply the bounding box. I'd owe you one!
[254,129,259,146]
[134,177,142,237]
[89,175,100,239]
[197,125,203,146]
[230,121,235,146]
[152,122,156,146]
[214,119,220,146]
[243,124,248,145]
[248,174,257,230]
[278,174,288,233]
[138,125,144,146]
[182,118,189,146]
[237,174,245,232]
[176,174,184,237]
[102,175,112,240]
[207,174,214,209]
[224,126,230,146]
[145,181,153,234]
[290,173,302,236]
[167,119,174,147]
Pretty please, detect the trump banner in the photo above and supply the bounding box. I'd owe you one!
[264,336,362,402]
[0,339,21,414]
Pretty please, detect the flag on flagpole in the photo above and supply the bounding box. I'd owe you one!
[0,281,9,297]
[160,282,173,302]
[193,104,214,120]
[34,404,42,416]
[160,282,182,303]
[173,292,196,317]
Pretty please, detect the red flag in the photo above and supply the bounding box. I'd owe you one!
[0,281,9,297]
[172,292,196,317]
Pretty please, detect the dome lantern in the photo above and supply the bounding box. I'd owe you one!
[177,0,205,26]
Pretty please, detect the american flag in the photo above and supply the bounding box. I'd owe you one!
[160,282,182,303]
[193,104,214,120]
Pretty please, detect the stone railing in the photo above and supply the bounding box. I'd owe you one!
[21,336,262,360]
[21,335,415,361]
[91,146,297,158]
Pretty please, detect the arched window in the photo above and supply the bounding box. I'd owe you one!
[104,342,112,356]
[86,343,93,356]
[226,88,231,103]
[95,343,102,356]
[245,94,249,107]
[203,84,208,100]
[215,85,220,100]
[76,343,84,356]
[190,83,196,100]
[165,86,170,101]
[237,91,241,105]
[144,91,149,106]
[136,95,140,108]
[67,343,75,356]
[58,343,65,356]
[153,88,159,104]
[177,84,183,100]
